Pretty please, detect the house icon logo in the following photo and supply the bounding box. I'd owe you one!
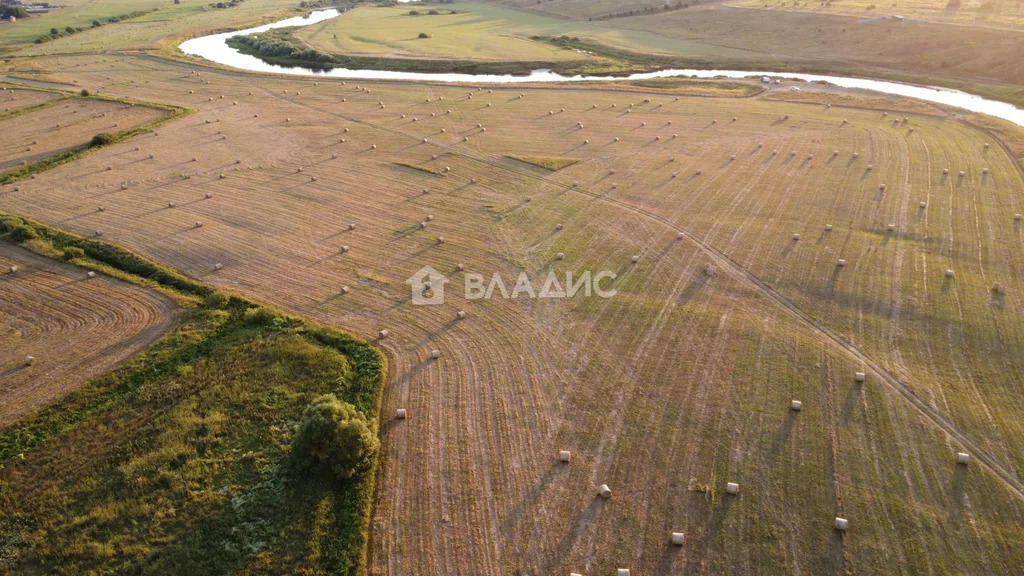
[406,265,448,305]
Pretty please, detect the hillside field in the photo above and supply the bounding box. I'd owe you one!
[0,50,1022,574]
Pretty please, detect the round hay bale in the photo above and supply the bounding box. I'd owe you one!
[559,450,571,463]
[340,285,350,294]
[206,193,213,199]
[24,356,34,366]
[195,221,203,228]
[457,263,465,271]
[631,255,639,263]
[437,237,445,244]
[946,269,954,278]
[793,233,800,241]
[430,349,440,359]
[671,533,685,546]
[556,223,563,230]
[396,408,407,420]
[426,215,434,221]
[825,224,833,231]
[854,372,865,382]
[943,168,949,175]
[168,202,176,208]
[86,271,97,279]
[835,518,849,531]
[956,452,970,465]
[556,252,565,260]
[341,245,349,253]
[920,201,927,208]
[419,222,427,229]
[457,310,466,319]
[837,259,846,267]
[725,482,739,495]
[598,484,612,499]
[791,400,803,411]
[378,329,389,339]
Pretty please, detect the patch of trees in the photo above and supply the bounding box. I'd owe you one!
[34,9,155,43]
[209,0,246,9]
[290,394,379,483]
[232,33,334,66]
[588,0,693,21]
[1,5,29,19]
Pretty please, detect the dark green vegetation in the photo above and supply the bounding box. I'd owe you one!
[0,214,387,575]
[0,88,190,186]
[505,155,580,171]
[33,9,156,45]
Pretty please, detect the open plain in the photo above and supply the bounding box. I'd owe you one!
[1,0,1024,573]
[0,47,1023,573]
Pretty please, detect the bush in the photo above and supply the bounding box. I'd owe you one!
[90,133,117,147]
[80,89,90,97]
[62,246,86,260]
[203,290,231,309]
[242,306,283,326]
[291,394,379,482]
[9,224,38,243]
[418,32,429,38]
[0,215,24,234]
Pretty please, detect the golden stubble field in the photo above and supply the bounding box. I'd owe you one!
[1,53,1024,574]
[0,242,178,426]
[0,97,166,174]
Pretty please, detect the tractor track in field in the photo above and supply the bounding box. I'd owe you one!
[373,138,1024,504]
[266,83,1024,504]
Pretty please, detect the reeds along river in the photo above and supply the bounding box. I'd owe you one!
[179,9,1024,129]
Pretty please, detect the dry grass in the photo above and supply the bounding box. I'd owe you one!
[0,242,178,426]
[1,53,1024,574]
[0,99,166,175]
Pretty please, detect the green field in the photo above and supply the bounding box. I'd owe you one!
[295,3,592,61]
[0,0,300,55]
[0,215,385,574]
[731,0,1024,30]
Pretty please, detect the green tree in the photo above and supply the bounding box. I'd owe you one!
[291,394,378,482]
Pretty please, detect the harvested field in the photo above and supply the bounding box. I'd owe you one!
[0,86,63,114]
[0,242,178,426]
[2,53,1024,574]
[0,98,167,174]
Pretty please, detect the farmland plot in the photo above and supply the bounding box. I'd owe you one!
[1,54,1023,574]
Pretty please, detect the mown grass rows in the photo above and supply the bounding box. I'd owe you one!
[2,56,1024,574]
